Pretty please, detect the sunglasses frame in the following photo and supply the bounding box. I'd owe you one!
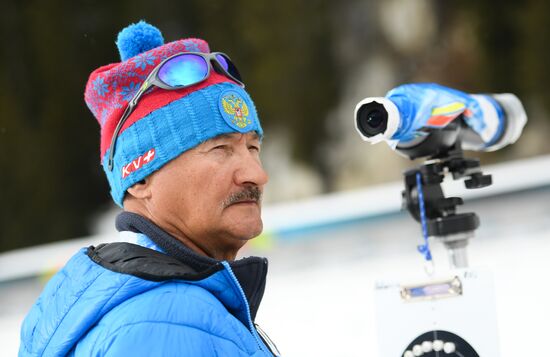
[107,51,244,171]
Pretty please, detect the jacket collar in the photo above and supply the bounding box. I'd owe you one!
[114,211,268,320]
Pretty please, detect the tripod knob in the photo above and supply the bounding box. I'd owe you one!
[427,212,480,236]
[440,197,463,211]
[465,173,492,189]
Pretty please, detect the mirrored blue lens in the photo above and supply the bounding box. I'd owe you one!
[215,54,229,71]
[158,54,208,87]
[214,53,242,83]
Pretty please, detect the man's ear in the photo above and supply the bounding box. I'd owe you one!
[126,179,152,200]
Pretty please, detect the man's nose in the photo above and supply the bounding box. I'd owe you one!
[234,151,269,187]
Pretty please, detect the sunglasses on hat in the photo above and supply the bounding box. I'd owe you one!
[107,52,243,171]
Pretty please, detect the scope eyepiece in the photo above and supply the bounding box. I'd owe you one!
[485,93,527,151]
[354,97,400,144]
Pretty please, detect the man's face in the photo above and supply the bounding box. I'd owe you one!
[143,132,268,256]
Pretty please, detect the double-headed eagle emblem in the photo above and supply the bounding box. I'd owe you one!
[221,94,251,128]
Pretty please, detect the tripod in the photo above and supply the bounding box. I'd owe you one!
[401,142,492,269]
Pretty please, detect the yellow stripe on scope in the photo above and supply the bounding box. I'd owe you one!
[431,102,466,116]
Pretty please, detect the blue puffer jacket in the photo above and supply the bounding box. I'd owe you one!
[19,212,278,356]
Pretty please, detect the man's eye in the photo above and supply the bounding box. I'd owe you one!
[249,145,260,152]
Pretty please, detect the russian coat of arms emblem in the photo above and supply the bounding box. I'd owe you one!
[221,94,251,129]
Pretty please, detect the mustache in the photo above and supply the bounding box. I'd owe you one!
[223,186,263,207]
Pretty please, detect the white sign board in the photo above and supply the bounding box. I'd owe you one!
[375,268,500,357]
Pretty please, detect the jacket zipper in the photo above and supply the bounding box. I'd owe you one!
[222,261,279,356]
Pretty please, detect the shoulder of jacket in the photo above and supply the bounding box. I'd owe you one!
[93,281,233,331]
[77,282,257,355]
[77,318,257,357]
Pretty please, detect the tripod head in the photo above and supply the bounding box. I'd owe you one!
[401,127,492,268]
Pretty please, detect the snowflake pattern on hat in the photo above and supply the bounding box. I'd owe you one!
[131,53,156,71]
[92,77,109,97]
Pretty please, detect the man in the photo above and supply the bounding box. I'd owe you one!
[19,21,279,356]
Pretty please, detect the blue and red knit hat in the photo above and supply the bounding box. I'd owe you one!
[84,21,262,207]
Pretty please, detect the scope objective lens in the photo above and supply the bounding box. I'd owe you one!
[357,102,389,137]
[367,109,384,128]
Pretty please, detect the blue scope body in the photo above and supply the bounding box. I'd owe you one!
[354,83,527,159]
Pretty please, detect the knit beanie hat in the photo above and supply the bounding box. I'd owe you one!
[84,21,262,207]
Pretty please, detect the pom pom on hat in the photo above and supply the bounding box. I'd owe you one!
[116,20,164,61]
